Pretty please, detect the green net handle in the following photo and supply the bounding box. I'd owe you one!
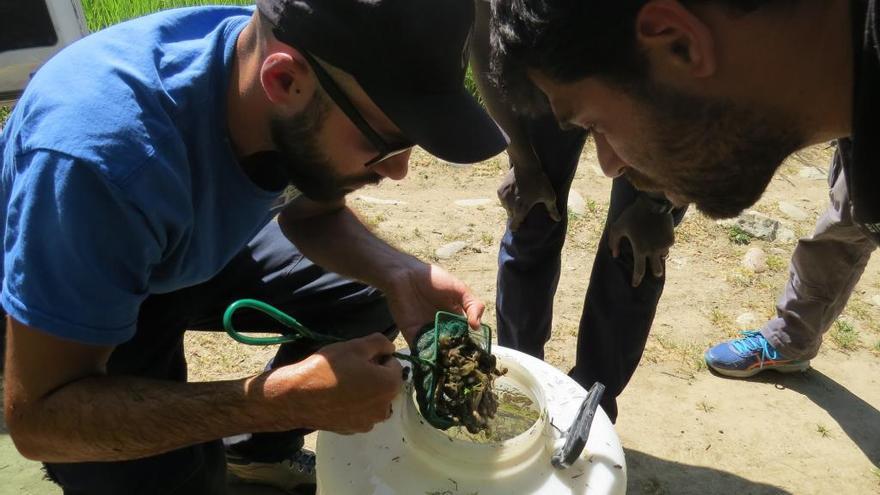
[223,298,342,346]
[223,298,434,368]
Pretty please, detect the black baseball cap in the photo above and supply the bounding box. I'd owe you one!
[255,0,508,164]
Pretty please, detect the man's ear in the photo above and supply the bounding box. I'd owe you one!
[635,0,716,79]
[260,50,316,111]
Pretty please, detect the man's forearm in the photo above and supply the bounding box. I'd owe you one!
[9,373,279,463]
[278,206,422,293]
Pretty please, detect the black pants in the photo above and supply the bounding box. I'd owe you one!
[496,113,686,422]
[38,220,395,495]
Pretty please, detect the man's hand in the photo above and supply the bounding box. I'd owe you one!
[497,167,561,231]
[608,195,675,287]
[264,334,403,435]
[383,263,485,344]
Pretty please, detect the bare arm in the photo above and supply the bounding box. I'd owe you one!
[277,199,485,342]
[4,317,401,462]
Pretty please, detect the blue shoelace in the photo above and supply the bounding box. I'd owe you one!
[731,330,779,366]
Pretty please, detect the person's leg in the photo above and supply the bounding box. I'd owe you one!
[181,220,395,464]
[706,151,876,377]
[495,113,588,358]
[763,154,876,359]
[569,177,687,422]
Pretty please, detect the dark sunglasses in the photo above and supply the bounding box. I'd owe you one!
[299,50,413,167]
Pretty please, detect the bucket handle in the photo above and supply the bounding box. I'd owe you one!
[551,382,606,470]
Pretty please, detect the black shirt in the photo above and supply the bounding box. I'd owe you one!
[843,0,880,243]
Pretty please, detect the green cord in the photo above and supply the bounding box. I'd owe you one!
[222,298,433,368]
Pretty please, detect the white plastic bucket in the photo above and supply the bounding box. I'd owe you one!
[316,346,626,494]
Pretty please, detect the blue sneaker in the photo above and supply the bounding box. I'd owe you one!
[705,331,810,378]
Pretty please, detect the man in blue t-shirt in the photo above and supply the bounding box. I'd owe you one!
[0,0,506,493]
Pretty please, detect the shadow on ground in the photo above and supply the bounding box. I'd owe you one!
[732,368,880,465]
[626,448,792,495]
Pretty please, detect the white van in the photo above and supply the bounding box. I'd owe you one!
[0,0,89,104]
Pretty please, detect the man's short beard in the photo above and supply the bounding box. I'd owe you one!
[622,81,805,219]
[269,91,381,202]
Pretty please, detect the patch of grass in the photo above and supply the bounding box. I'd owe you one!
[697,401,715,413]
[653,334,707,373]
[707,307,736,337]
[0,105,11,128]
[845,297,877,331]
[816,424,831,438]
[766,255,787,272]
[727,267,758,289]
[872,340,880,355]
[830,320,861,351]
[586,198,599,214]
[82,0,251,31]
[727,225,752,245]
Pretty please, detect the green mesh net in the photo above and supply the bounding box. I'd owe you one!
[410,311,496,431]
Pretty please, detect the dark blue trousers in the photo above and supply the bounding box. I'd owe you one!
[40,220,395,495]
[496,113,686,422]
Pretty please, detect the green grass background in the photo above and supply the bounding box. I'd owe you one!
[81,0,251,32]
[1,0,481,126]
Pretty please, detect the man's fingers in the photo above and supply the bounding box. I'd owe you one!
[545,200,562,222]
[509,211,525,232]
[650,254,666,279]
[464,296,486,330]
[631,255,646,287]
[608,229,622,258]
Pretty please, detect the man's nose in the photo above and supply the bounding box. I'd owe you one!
[594,132,627,178]
[372,149,411,180]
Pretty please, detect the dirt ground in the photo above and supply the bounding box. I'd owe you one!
[1,140,879,494]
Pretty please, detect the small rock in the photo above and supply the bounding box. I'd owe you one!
[797,167,827,181]
[775,228,797,244]
[778,202,808,221]
[454,198,493,207]
[435,241,468,259]
[357,195,405,205]
[742,247,768,273]
[568,190,587,216]
[735,211,780,241]
[736,312,759,329]
[871,295,880,307]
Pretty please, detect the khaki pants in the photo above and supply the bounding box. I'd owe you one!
[762,150,877,360]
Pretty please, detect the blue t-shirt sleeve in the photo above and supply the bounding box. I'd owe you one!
[2,150,163,345]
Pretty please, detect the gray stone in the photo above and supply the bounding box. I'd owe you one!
[356,195,405,205]
[568,190,587,216]
[775,227,797,244]
[778,201,809,221]
[735,211,780,241]
[435,241,468,259]
[742,247,768,273]
[454,198,494,207]
[797,167,827,181]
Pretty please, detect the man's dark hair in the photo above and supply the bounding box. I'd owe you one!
[489,0,779,115]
